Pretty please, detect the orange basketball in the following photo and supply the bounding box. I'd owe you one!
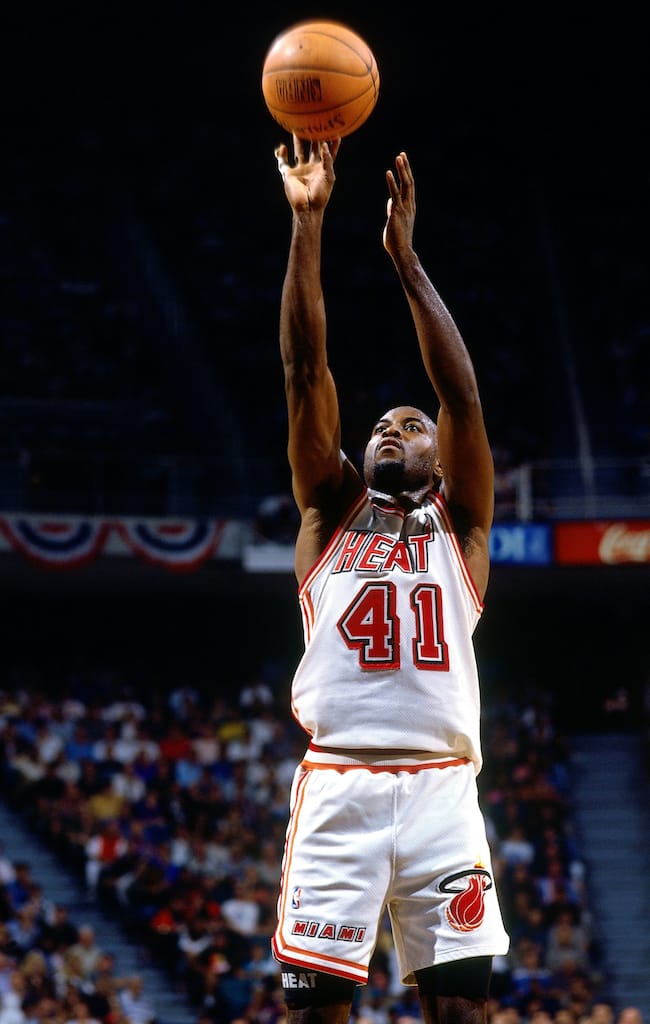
[261,20,380,140]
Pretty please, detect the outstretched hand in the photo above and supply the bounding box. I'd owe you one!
[383,151,416,259]
[275,135,341,214]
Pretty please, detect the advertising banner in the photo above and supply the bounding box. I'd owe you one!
[555,521,650,565]
[489,523,553,565]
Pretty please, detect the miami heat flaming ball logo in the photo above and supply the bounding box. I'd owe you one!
[440,865,492,932]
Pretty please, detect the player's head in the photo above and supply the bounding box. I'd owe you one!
[363,406,443,495]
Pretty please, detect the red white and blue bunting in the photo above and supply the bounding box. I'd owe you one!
[116,519,225,572]
[0,517,111,570]
[0,515,228,572]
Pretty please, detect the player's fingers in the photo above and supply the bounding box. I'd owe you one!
[386,169,399,199]
[275,144,290,176]
[396,152,413,192]
[321,140,338,174]
[293,134,306,163]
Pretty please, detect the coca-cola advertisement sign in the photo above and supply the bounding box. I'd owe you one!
[555,521,650,565]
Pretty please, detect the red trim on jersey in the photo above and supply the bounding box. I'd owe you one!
[300,587,315,644]
[298,489,369,599]
[271,936,368,984]
[273,767,368,984]
[302,742,471,773]
[431,491,484,614]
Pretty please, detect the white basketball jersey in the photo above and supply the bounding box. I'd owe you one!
[291,488,486,771]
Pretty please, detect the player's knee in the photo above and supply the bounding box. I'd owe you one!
[415,956,493,1001]
[278,963,357,1009]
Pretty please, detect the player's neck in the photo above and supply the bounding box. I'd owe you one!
[369,486,434,510]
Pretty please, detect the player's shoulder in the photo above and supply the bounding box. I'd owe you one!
[294,469,367,584]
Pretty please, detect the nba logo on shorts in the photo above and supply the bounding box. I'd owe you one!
[292,887,302,909]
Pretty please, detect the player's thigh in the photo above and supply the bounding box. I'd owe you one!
[388,765,506,981]
[275,767,396,978]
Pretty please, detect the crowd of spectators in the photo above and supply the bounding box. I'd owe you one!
[0,659,644,1024]
[0,860,159,1024]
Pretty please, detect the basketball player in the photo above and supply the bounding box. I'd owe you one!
[271,135,510,1024]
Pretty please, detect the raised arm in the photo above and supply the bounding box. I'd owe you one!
[383,153,494,551]
[274,137,347,512]
[274,138,363,581]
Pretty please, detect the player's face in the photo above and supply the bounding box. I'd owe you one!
[363,406,438,493]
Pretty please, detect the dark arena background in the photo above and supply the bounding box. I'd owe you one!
[1,2,649,1022]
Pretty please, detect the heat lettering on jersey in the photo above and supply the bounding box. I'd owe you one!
[331,531,433,574]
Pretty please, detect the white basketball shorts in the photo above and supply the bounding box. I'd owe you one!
[272,746,510,986]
